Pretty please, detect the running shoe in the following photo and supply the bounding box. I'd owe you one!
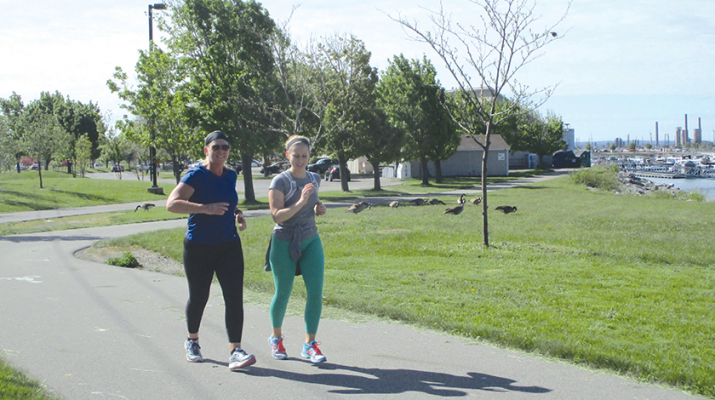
[228,348,256,370]
[185,339,203,362]
[301,341,326,364]
[269,335,288,360]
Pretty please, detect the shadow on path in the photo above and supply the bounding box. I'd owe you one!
[244,362,551,396]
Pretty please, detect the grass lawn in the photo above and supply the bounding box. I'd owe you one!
[0,170,174,213]
[0,357,57,399]
[102,175,715,397]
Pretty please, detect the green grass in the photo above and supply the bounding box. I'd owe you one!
[102,175,715,397]
[0,357,57,400]
[0,170,173,213]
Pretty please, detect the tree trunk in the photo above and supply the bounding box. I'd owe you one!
[242,152,257,203]
[38,163,43,189]
[481,124,492,247]
[435,159,443,183]
[44,159,50,171]
[420,155,430,185]
[371,160,381,190]
[338,154,349,192]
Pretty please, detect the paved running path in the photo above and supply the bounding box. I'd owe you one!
[0,170,703,399]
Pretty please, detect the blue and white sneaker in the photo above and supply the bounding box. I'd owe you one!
[269,335,288,360]
[185,339,203,362]
[301,341,326,364]
[229,348,256,370]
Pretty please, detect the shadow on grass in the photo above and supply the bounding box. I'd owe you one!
[49,189,114,201]
[243,363,551,395]
[1,200,51,211]
[0,189,46,201]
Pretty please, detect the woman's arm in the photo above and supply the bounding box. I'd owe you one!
[269,183,315,224]
[166,182,228,215]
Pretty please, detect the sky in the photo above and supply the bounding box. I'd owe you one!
[1,0,714,144]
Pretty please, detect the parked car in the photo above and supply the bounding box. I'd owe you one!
[251,159,262,167]
[231,162,242,173]
[307,158,333,174]
[31,164,39,170]
[94,162,103,167]
[260,162,283,175]
[326,165,350,181]
[111,164,125,172]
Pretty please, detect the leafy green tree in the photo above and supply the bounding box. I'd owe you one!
[377,55,458,185]
[305,34,378,191]
[516,110,566,167]
[357,106,405,190]
[584,142,591,151]
[108,46,201,184]
[74,134,92,177]
[629,141,637,151]
[22,112,65,187]
[609,143,616,151]
[645,143,652,150]
[166,0,279,201]
[0,92,26,173]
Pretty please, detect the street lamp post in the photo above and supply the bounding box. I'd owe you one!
[147,3,166,195]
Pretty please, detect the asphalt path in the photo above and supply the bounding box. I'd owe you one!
[0,170,704,399]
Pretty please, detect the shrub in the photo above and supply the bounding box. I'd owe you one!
[570,166,619,191]
[107,252,141,268]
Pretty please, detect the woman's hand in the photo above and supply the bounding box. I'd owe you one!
[235,209,247,231]
[315,201,326,216]
[298,183,315,204]
[204,202,229,215]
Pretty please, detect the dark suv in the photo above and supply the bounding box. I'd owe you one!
[307,158,333,174]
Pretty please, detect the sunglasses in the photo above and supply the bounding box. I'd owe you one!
[210,144,230,151]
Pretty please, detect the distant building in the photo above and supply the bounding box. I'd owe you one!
[396,135,511,179]
[563,123,574,151]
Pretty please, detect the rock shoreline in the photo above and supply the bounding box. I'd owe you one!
[616,171,683,196]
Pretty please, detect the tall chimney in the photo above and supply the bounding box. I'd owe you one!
[685,114,688,139]
[655,122,659,147]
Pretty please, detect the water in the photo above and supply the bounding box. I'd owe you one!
[647,177,715,201]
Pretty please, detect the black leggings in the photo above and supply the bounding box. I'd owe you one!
[183,237,245,343]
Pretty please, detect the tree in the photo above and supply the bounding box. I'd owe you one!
[609,143,616,151]
[393,0,569,246]
[584,142,591,151]
[629,141,637,151]
[644,142,652,150]
[357,106,405,190]
[517,110,565,167]
[0,92,26,173]
[22,112,65,188]
[377,55,458,185]
[109,46,201,184]
[166,0,279,201]
[306,34,378,191]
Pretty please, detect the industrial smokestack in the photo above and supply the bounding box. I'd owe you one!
[655,122,659,147]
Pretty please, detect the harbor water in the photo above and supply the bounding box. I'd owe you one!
[647,177,715,201]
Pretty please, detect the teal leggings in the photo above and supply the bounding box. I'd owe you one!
[269,234,324,334]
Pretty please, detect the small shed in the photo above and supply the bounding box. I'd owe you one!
[403,134,511,178]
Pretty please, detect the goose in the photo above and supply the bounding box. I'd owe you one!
[389,201,400,209]
[347,201,372,214]
[427,198,445,205]
[444,195,465,215]
[469,197,482,205]
[409,198,425,206]
[495,205,517,214]
[135,203,156,212]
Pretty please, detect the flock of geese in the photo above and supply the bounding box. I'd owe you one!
[347,194,517,216]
